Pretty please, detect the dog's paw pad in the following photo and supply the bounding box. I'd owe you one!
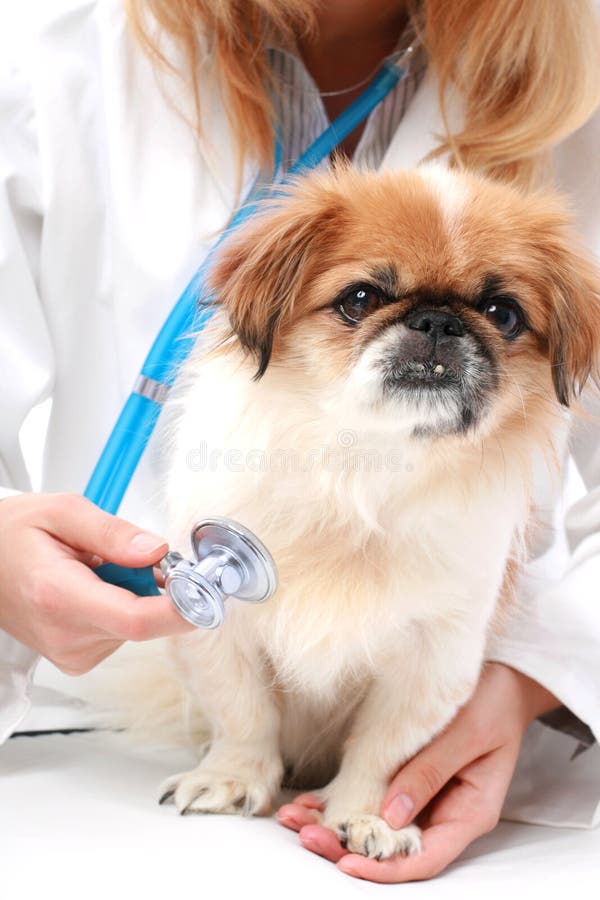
[158,769,272,817]
[335,815,421,860]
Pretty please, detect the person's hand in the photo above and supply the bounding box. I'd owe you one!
[0,492,195,674]
[277,661,560,883]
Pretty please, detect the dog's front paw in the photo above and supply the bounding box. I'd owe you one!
[333,814,421,860]
[158,767,275,817]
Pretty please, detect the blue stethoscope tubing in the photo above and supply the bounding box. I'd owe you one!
[86,57,409,596]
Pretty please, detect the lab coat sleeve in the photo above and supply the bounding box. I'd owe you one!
[0,57,53,493]
[486,106,600,827]
[487,405,600,829]
[488,103,600,742]
[0,58,52,740]
[487,449,600,745]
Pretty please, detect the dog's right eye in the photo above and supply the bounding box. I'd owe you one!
[336,285,384,325]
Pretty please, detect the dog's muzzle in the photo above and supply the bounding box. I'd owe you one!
[374,306,498,434]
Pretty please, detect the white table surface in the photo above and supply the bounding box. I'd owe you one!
[2,730,599,899]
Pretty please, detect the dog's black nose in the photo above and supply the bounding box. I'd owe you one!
[404,308,465,339]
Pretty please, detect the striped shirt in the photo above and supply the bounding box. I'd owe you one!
[268,33,428,173]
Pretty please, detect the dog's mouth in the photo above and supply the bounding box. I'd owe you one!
[382,359,462,388]
[368,319,499,436]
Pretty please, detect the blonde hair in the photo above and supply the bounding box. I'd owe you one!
[125,0,600,187]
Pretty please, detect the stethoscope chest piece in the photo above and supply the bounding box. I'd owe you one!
[161,517,277,629]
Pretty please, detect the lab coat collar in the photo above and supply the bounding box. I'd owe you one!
[199,59,462,214]
[380,70,463,171]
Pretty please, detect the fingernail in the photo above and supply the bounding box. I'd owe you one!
[384,793,414,829]
[130,532,167,554]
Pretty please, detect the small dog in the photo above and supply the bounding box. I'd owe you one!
[153,164,600,859]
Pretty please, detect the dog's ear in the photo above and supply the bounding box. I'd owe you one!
[208,182,345,377]
[545,243,600,406]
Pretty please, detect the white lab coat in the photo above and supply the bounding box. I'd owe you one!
[1,0,599,827]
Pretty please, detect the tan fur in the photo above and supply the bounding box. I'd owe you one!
[122,165,600,859]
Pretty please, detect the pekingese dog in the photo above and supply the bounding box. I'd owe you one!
[151,164,600,860]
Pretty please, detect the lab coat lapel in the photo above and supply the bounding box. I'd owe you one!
[380,71,465,172]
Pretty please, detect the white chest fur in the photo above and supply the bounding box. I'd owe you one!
[163,350,531,702]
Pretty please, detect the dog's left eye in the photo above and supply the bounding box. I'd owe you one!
[336,285,384,324]
[480,298,525,339]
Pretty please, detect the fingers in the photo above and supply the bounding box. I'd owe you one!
[294,752,515,881]
[337,742,520,882]
[276,793,324,831]
[277,804,320,831]
[299,825,348,864]
[24,560,196,674]
[336,819,484,883]
[37,493,168,566]
[57,562,197,641]
[381,716,478,829]
[293,792,324,811]
[276,794,346,864]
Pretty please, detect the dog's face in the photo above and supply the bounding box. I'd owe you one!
[209,165,600,439]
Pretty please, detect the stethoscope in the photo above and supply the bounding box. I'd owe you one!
[85,45,416,629]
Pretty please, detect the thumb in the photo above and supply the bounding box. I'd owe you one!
[381,727,470,830]
[40,493,168,566]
